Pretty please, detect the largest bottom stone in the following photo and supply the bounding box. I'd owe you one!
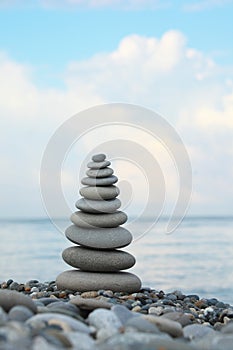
[56,270,142,293]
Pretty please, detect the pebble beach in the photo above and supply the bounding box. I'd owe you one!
[1,279,233,350]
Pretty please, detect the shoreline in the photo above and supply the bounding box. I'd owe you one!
[0,279,233,349]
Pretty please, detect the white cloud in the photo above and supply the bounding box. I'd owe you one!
[0,0,167,10]
[0,30,233,217]
[184,0,233,12]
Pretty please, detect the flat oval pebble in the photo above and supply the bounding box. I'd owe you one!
[70,296,112,310]
[80,185,119,200]
[87,160,110,169]
[75,198,121,213]
[142,314,183,338]
[25,313,91,333]
[81,175,118,187]
[0,290,37,313]
[70,211,127,228]
[8,305,34,322]
[92,154,106,162]
[88,308,122,331]
[86,167,113,178]
[56,270,142,293]
[65,225,132,249]
[62,246,135,271]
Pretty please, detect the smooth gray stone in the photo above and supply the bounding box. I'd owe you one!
[183,324,215,340]
[81,175,118,187]
[0,322,31,349]
[62,246,135,271]
[75,197,121,213]
[0,290,37,313]
[0,306,8,326]
[126,316,160,333]
[221,322,233,334]
[161,311,193,326]
[92,154,106,162]
[212,335,233,350]
[65,225,132,249]
[70,296,112,310]
[8,305,34,322]
[80,185,119,200]
[86,167,113,178]
[143,315,183,338]
[64,331,96,350]
[25,313,91,333]
[98,334,196,350]
[70,211,127,228]
[32,336,58,350]
[87,160,110,169]
[56,270,142,293]
[112,305,140,325]
[88,308,122,329]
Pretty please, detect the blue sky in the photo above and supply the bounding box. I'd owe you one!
[0,0,233,218]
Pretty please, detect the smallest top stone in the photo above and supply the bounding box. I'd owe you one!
[92,154,106,162]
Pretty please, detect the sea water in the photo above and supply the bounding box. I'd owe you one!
[0,216,232,304]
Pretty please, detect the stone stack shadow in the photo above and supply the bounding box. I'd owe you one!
[56,153,142,293]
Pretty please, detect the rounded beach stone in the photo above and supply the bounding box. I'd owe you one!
[80,185,119,200]
[62,246,135,271]
[86,167,113,178]
[92,154,106,162]
[75,198,121,213]
[56,270,142,293]
[25,313,91,333]
[70,296,112,310]
[81,175,118,187]
[70,211,127,228]
[8,305,34,322]
[0,290,37,313]
[65,225,132,249]
[87,160,110,169]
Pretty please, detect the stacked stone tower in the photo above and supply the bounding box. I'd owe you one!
[56,154,141,293]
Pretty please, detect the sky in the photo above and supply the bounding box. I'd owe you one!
[0,0,233,219]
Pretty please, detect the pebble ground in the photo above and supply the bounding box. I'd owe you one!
[0,279,233,349]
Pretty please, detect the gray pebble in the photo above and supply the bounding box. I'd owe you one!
[0,306,8,326]
[0,290,37,313]
[75,197,121,213]
[62,246,135,271]
[81,175,118,186]
[88,308,122,331]
[221,322,233,334]
[212,335,233,350]
[26,313,91,333]
[70,296,112,310]
[143,315,183,338]
[32,335,58,350]
[56,270,142,293]
[79,185,119,200]
[97,333,197,350]
[183,324,215,340]
[92,154,106,162]
[65,225,132,250]
[0,321,31,349]
[111,304,140,325]
[86,167,113,178]
[161,311,193,326]
[64,331,96,350]
[125,316,160,333]
[8,305,34,322]
[87,160,110,169]
[70,211,127,228]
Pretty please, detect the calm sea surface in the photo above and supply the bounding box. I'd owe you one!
[0,216,232,304]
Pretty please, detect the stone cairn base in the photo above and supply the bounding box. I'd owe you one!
[56,154,141,293]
